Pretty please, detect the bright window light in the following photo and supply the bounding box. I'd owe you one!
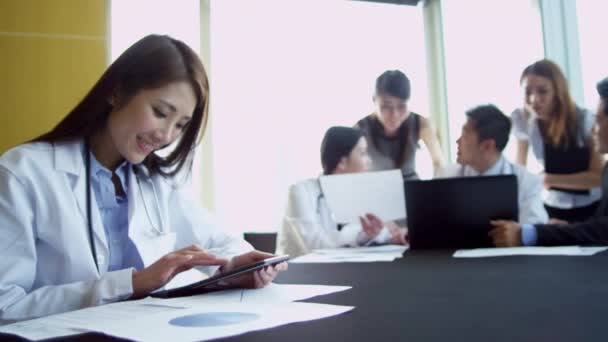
[577,1,608,111]
[110,0,200,62]
[110,0,203,203]
[441,0,544,167]
[211,0,429,233]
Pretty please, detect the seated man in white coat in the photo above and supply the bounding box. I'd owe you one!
[436,104,548,224]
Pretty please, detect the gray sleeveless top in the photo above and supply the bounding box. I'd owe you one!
[356,113,421,180]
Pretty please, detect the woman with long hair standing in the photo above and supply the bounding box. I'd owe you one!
[511,59,603,223]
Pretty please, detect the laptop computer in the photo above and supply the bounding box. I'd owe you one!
[404,175,518,250]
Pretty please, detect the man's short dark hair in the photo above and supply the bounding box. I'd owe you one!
[597,77,608,115]
[465,104,511,152]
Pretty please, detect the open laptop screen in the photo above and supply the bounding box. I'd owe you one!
[405,175,518,249]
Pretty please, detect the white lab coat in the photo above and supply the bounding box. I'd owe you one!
[276,178,389,258]
[436,157,549,225]
[0,140,251,324]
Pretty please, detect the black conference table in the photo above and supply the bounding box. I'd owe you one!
[227,249,608,342]
[5,249,608,342]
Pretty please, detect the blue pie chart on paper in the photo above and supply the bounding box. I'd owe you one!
[169,312,260,327]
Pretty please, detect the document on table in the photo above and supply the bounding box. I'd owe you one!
[0,300,186,341]
[240,283,351,303]
[95,301,354,342]
[319,169,406,223]
[0,321,88,341]
[0,284,352,341]
[145,283,352,307]
[1,301,353,342]
[291,245,408,263]
[453,246,608,258]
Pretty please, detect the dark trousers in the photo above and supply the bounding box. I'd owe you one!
[544,200,600,223]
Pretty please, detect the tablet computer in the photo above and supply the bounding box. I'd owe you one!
[150,255,289,298]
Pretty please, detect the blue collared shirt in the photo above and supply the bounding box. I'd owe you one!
[89,154,144,271]
[521,224,538,246]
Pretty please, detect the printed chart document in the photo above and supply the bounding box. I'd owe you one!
[1,302,353,342]
[0,300,186,341]
[96,301,354,342]
[0,284,352,341]
[291,245,408,263]
[240,283,351,303]
[453,246,608,258]
[319,169,406,223]
[146,283,352,308]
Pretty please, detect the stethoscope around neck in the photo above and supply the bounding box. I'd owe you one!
[84,139,165,272]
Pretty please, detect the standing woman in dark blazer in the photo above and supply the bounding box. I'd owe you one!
[356,70,445,179]
[511,59,603,223]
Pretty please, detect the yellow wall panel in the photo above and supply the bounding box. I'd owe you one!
[0,0,107,153]
[0,0,106,36]
[0,36,106,152]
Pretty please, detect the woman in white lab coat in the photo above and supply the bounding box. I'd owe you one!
[0,35,286,324]
[277,126,407,258]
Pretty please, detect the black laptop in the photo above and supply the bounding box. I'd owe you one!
[405,175,518,249]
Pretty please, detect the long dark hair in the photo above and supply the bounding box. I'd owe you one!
[33,34,209,177]
[520,59,577,148]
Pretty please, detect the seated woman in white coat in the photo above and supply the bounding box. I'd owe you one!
[277,126,407,258]
[0,34,287,324]
[436,104,548,224]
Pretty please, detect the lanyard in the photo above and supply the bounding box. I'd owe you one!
[84,139,165,273]
[134,166,165,236]
[85,138,99,273]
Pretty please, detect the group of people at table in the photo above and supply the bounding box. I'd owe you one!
[1,35,607,325]
[279,59,608,256]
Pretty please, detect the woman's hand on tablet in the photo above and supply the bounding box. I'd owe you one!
[131,245,228,298]
[221,251,289,289]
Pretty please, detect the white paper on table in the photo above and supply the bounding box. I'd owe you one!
[241,283,351,303]
[0,321,90,341]
[291,245,408,263]
[453,246,608,258]
[148,283,352,307]
[0,299,187,341]
[319,169,406,223]
[578,247,608,255]
[291,253,398,263]
[88,302,354,342]
[0,284,353,341]
[313,245,408,254]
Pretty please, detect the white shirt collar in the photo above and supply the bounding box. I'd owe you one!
[462,155,506,177]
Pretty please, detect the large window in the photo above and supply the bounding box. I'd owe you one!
[110,0,203,201]
[577,1,608,111]
[211,0,429,233]
[441,0,544,163]
[110,1,200,61]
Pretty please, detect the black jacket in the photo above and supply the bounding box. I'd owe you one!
[536,165,608,245]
